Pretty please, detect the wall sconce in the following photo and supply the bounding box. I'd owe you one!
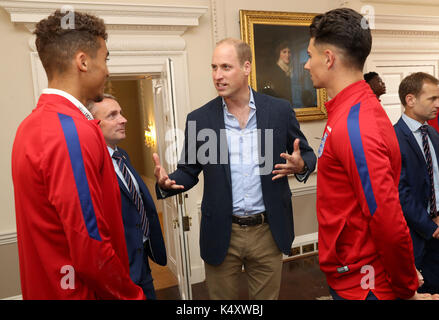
[144,121,156,148]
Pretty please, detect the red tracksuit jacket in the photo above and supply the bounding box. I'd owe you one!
[317,80,418,299]
[11,93,145,300]
[428,116,439,133]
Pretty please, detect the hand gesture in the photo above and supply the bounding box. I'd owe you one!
[272,138,306,181]
[152,153,184,190]
[408,291,439,300]
[416,269,424,288]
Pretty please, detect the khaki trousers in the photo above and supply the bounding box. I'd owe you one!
[204,222,283,300]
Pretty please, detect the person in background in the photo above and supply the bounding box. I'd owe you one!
[394,72,439,295]
[364,71,386,101]
[261,41,293,104]
[89,94,167,299]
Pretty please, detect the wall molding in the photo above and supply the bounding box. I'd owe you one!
[2,294,22,300]
[0,231,17,246]
[291,184,316,197]
[362,0,439,5]
[373,14,439,33]
[210,0,226,46]
[284,232,318,261]
[0,0,207,33]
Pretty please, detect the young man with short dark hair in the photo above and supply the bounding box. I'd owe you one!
[11,10,145,300]
[306,8,434,300]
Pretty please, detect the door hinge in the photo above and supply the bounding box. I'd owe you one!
[182,216,192,232]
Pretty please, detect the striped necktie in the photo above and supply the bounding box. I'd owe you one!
[112,150,150,238]
[420,125,438,219]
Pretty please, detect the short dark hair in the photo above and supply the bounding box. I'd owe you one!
[364,72,378,83]
[309,8,372,70]
[398,72,439,106]
[275,41,291,57]
[34,10,107,80]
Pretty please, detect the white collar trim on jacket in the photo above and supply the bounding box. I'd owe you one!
[42,88,94,120]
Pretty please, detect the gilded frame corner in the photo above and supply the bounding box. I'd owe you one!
[240,9,327,121]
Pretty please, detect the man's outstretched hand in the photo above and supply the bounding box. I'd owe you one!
[272,138,306,181]
[153,153,184,190]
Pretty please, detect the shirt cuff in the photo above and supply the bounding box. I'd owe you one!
[158,186,169,198]
[295,163,309,182]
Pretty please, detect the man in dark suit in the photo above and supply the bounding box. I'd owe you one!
[90,94,167,299]
[153,38,316,299]
[395,72,439,294]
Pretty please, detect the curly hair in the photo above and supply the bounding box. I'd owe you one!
[34,10,107,79]
[309,8,372,71]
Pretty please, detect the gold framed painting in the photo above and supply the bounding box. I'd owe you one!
[240,10,328,121]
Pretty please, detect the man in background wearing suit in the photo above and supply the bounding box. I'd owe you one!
[153,38,316,300]
[395,72,439,294]
[89,94,167,299]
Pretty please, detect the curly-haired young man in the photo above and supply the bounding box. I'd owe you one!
[11,10,145,300]
[306,8,436,300]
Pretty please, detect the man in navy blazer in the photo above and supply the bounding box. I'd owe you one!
[395,72,439,294]
[153,38,316,299]
[90,94,167,299]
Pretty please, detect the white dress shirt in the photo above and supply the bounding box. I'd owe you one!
[42,88,94,120]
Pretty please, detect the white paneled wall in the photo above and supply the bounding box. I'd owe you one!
[365,15,439,124]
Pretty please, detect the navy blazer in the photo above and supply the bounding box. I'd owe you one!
[116,148,166,283]
[156,90,317,266]
[394,118,439,267]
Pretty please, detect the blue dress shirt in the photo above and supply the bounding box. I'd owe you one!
[222,90,266,217]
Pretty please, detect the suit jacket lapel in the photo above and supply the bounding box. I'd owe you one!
[212,97,232,188]
[253,90,270,181]
[397,118,426,164]
[254,90,270,133]
[116,174,131,200]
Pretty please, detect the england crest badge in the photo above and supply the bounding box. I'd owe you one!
[318,130,329,158]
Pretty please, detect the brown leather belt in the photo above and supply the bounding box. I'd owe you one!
[232,212,267,226]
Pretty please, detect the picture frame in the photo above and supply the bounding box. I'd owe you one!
[240,10,328,121]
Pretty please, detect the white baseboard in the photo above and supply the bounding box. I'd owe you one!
[0,231,17,246]
[283,232,318,260]
[190,264,205,284]
[2,295,22,300]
